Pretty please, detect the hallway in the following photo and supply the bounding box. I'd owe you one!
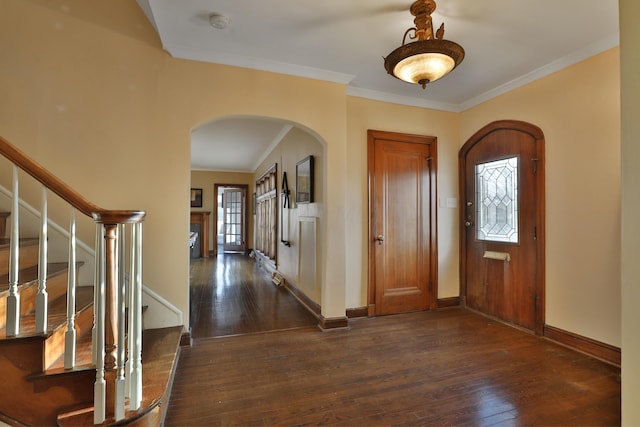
[188,253,317,338]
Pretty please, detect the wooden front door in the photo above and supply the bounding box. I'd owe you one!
[459,121,545,334]
[368,130,437,315]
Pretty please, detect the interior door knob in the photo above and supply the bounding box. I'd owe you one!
[376,234,385,244]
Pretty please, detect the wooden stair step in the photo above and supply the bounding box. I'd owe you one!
[57,326,183,427]
[41,326,94,373]
[0,238,40,276]
[0,262,70,293]
[0,321,96,425]
[0,285,93,340]
[0,262,84,330]
[0,212,9,238]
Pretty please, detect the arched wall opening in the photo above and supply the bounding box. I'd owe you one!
[189,115,329,316]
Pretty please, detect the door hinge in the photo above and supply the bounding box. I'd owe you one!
[534,226,537,240]
[429,279,433,292]
[532,158,538,175]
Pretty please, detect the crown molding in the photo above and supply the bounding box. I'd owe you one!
[346,86,462,113]
[163,43,355,86]
[459,33,620,111]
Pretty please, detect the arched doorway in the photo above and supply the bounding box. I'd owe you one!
[189,116,329,334]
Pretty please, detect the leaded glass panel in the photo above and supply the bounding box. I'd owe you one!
[476,157,518,243]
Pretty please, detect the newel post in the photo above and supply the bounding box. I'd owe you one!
[102,223,119,417]
[93,210,145,423]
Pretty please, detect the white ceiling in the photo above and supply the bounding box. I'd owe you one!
[137,0,620,172]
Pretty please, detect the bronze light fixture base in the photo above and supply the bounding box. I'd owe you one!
[384,0,464,89]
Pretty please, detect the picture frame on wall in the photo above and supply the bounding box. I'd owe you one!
[296,155,314,203]
[190,188,203,208]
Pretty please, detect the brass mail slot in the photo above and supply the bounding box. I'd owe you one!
[483,251,511,262]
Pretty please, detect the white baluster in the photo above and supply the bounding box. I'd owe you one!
[129,223,143,410]
[6,165,20,336]
[94,224,106,425]
[125,225,133,397]
[64,210,77,369]
[115,224,125,421]
[92,225,100,365]
[35,187,48,333]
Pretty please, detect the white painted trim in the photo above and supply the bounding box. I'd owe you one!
[142,283,184,328]
[164,43,355,86]
[135,0,159,33]
[459,33,620,111]
[165,32,618,113]
[348,33,620,112]
[347,86,463,113]
[189,167,254,173]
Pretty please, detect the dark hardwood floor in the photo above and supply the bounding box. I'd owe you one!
[166,254,621,426]
[188,253,318,338]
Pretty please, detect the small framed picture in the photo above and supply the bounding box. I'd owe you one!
[190,188,203,208]
[296,156,314,203]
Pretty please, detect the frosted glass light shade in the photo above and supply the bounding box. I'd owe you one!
[384,39,465,89]
[394,52,455,84]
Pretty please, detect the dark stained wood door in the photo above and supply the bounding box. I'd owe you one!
[368,130,437,315]
[459,121,545,334]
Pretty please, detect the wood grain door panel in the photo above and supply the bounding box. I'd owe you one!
[368,130,436,315]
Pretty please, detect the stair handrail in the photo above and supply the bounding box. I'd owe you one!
[1,135,146,424]
[0,136,144,221]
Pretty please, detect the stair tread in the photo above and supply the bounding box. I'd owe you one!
[0,286,94,339]
[0,262,70,293]
[42,328,94,373]
[57,326,183,427]
[0,237,38,247]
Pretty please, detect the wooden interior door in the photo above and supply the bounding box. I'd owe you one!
[368,130,437,315]
[459,121,545,334]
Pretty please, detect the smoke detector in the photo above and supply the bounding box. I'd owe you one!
[209,13,229,29]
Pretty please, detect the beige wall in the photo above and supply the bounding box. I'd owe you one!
[460,48,621,347]
[1,0,349,324]
[190,170,255,253]
[345,98,460,307]
[254,127,325,302]
[620,0,640,423]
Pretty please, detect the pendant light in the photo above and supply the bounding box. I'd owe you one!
[384,0,464,89]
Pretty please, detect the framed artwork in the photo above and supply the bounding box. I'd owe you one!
[190,188,203,208]
[296,155,314,203]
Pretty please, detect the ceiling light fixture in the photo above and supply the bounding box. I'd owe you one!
[384,0,464,89]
